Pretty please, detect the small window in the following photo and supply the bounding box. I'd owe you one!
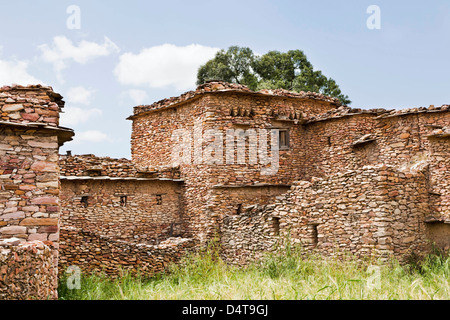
[120,196,127,207]
[272,217,281,236]
[311,224,319,248]
[236,203,243,215]
[327,136,332,146]
[156,194,162,205]
[279,130,290,150]
[81,196,89,208]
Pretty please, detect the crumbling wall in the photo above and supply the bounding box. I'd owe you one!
[221,165,432,264]
[59,226,194,277]
[221,205,280,265]
[0,238,57,300]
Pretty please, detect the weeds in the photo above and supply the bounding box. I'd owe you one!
[59,244,450,300]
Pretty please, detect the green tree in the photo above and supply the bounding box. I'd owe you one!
[197,46,259,91]
[197,46,351,105]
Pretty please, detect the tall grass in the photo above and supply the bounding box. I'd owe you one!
[58,244,450,300]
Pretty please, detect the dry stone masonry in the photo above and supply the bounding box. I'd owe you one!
[127,80,449,263]
[0,85,73,299]
[0,238,57,299]
[1,80,449,299]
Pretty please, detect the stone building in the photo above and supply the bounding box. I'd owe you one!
[59,80,449,270]
[1,81,449,298]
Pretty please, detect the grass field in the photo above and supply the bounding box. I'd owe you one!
[58,244,450,300]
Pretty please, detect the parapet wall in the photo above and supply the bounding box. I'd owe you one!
[0,238,57,300]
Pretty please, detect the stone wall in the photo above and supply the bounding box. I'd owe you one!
[60,179,184,244]
[59,226,194,277]
[302,108,450,223]
[0,238,57,300]
[0,85,72,243]
[221,204,280,265]
[0,84,72,299]
[221,165,433,264]
[59,153,181,179]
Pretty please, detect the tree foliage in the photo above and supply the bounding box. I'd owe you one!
[197,46,351,105]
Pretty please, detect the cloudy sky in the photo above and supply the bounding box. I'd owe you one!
[1,0,449,158]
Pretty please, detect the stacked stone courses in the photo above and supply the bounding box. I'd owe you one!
[1,80,449,299]
[128,81,450,260]
[0,85,73,299]
[0,238,57,299]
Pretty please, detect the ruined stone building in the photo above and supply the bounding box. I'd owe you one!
[1,81,449,298]
[59,81,450,271]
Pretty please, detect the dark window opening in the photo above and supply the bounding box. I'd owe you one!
[120,195,127,207]
[272,217,281,236]
[279,130,290,150]
[311,224,319,248]
[236,203,242,215]
[81,196,89,208]
[156,194,162,205]
[327,136,332,146]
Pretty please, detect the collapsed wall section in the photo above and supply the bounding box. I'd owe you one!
[59,227,194,277]
[0,238,57,300]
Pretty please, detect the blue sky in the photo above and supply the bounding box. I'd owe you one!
[0,0,449,158]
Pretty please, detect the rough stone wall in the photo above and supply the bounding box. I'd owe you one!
[0,85,72,299]
[302,109,450,223]
[58,153,190,276]
[221,205,280,265]
[60,179,184,244]
[59,153,181,179]
[0,85,72,244]
[0,84,64,126]
[221,165,432,264]
[59,226,194,277]
[0,130,60,243]
[0,238,57,300]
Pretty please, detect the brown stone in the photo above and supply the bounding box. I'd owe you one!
[20,218,58,226]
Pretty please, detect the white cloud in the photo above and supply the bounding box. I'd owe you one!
[121,89,149,105]
[39,36,120,80]
[60,107,102,126]
[0,59,43,86]
[114,43,219,91]
[65,86,94,105]
[73,130,109,143]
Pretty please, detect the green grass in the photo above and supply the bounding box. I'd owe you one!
[58,244,450,300]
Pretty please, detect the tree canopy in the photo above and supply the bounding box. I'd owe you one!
[197,46,351,105]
